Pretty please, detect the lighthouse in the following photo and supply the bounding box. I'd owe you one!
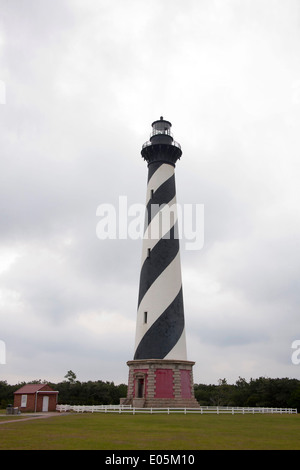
[124,117,199,408]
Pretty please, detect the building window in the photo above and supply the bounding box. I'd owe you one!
[21,395,27,407]
[144,312,148,324]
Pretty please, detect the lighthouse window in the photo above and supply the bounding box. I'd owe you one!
[151,189,154,199]
[144,312,148,324]
[147,248,151,258]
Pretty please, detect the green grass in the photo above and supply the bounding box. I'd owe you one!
[0,413,299,450]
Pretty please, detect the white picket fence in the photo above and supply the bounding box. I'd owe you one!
[56,404,297,415]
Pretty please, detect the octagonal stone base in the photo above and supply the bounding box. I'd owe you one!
[121,359,199,408]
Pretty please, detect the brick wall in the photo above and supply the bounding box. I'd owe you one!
[14,390,58,412]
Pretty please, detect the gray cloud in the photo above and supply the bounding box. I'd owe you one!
[1,0,300,385]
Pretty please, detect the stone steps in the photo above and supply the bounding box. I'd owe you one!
[121,397,200,408]
[144,398,200,408]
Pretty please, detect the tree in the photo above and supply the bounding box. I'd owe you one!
[64,370,77,384]
[288,388,300,412]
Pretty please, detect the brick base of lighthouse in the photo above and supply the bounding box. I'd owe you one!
[121,359,199,408]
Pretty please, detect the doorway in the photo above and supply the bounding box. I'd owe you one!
[137,378,144,398]
[42,396,49,412]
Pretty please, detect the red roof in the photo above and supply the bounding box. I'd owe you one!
[14,384,57,394]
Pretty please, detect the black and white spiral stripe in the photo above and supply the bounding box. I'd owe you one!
[134,161,187,360]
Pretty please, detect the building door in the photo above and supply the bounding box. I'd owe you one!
[137,379,144,398]
[42,396,49,412]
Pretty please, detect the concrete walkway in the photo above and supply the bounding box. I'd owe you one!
[0,412,67,425]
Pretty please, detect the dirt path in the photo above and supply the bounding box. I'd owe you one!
[0,412,67,425]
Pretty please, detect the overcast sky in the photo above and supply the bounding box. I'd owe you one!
[1,0,300,386]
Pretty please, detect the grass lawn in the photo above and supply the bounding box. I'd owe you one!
[0,413,299,450]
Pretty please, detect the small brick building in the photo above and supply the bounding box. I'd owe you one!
[14,384,59,412]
